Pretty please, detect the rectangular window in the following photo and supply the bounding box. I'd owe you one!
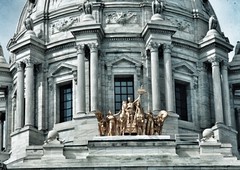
[175,81,188,121]
[60,83,73,122]
[114,76,134,113]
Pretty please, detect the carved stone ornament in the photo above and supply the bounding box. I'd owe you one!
[166,17,192,33]
[105,12,138,25]
[44,129,64,145]
[200,128,217,142]
[95,87,168,136]
[51,0,63,9]
[50,16,80,35]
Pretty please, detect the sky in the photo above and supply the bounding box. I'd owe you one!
[0,0,239,62]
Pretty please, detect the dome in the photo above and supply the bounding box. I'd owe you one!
[9,0,222,47]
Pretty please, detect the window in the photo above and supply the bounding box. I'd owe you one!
[114,76,134,113]
[175,82,188,121]
[60,83,73,122]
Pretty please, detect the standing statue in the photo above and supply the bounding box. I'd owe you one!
[135,100,145,135]
[153,110,168,135]
[24,16,34,31]
[235,41,240,55]
[145,111,154,135]
[95,111,106,136]
[152,0,164,15]
[83,0,93,15]
[209,15,218,30]
[118,101,128,136]
[28,0,37,14]
[0,44,4,58]
[106,111,116,136]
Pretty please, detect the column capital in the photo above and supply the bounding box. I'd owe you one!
[75,44,85,54]
[147,42,161,52]
[163,44,173,53]
[88,43,98,52]
[208,57,222,67]
[24,57,36,68]
[221,60,229,70]
[16,62,24,71]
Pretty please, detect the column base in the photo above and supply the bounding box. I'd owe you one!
[212,122,239,157]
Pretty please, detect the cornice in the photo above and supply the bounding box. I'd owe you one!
[46,41,76,54]
[8,35,45,54]
[199,34,233,53]
[70,23,105,40]
[104,37,143,42]
[142,22,177,41]
[172,38,198,52]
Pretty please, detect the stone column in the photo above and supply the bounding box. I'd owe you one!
[89,43,98,113]
[24,58,35,127]
[16,62,24,130]
[0,112,4,151]
[221,61,232,126]
[163,44,174,112]
[76,44,86,114]
[209,57,224,123]
[149,42,161,114]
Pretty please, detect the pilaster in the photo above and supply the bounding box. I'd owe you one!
[221,61,232,127]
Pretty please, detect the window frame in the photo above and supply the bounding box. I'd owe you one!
[114,76,134,113]
[175,81,189,121]
[59,83,73,123]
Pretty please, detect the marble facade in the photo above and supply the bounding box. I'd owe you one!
[0,0,240,169]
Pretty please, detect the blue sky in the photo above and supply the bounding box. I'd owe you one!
[0,0,239,61]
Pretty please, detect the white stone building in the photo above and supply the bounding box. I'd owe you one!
[0,0,240,169]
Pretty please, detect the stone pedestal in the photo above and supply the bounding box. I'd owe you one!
[41,142,65,160]
[212,122,238,157]
[82,14,94,22]
[200,141,234,158]
[88,135,177,157]
[8,127,44,163]
[162,112,179,137]
[151,14,164,21]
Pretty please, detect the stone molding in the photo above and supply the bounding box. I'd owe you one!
[105,37,143,42]
[47,42,75,54]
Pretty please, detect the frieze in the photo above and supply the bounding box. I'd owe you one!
[166,17,192,33]
[51,0,63,9]
[105,12,138,25]
[50,16,80,35]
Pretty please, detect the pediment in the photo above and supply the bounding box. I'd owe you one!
[108,55,142,67]
[173,62,196,75]
[49,62,77,77]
